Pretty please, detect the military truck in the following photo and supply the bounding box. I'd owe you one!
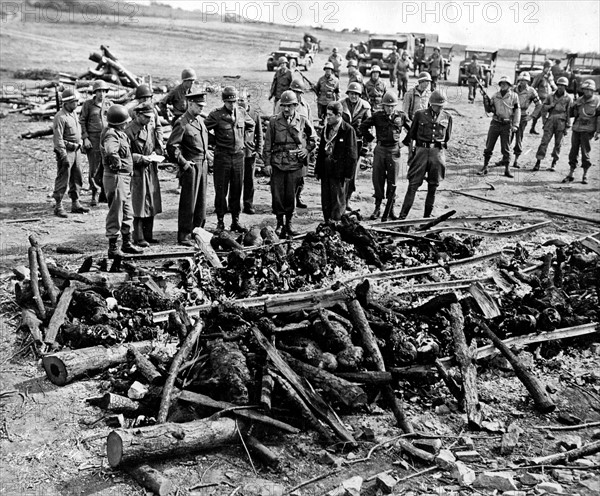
[458,47,498,87]
[564,53,600,94]
[267,40,314,71]
[357,33,416,77]
[514,52,548,83]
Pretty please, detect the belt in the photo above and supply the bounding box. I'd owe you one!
[416,141,443,149]
[215,148,244,155]
[376,141,398,147]
[492,117,511,124]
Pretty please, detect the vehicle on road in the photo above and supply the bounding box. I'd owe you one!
[357,33,416,77]
[422,43,455,80]
[458,47,498,87]
[514,52,548,83]
[564,53,600,94]
[267,40,315,71]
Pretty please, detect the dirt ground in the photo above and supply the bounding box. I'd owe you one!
[1,12,600,496]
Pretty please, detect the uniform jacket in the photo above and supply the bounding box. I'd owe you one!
[53,106,81,159]
[167,110,209,167]
[363,78,387,108]
[348,72,364,86]
[100,127,133,174]
[297,97,312,122]
[315,119,358,180]
[541,91,573,127]
[532,71,557,99]
[328,53,344,72]
[244,104,264,158]
[204,105,255,153]
[340,97,372,136]
[125,100,164,150]
[385,51,399,69]
[487,90,521,127]
[315,74,340,106]
[263,112,316,171]
[394,58,411,76]
[345,48,359,61]
[427,53,444,77]
[408,107,453,145]
[360,109,408,146]
[571,94,600,133]
[403,86,431,120]
[270,67,293,100]
[465,61,482,81]
[159,84,189,118]
[516,85,542,119]
[79,97,111,140]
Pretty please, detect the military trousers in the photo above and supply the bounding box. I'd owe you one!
[535,117,567,161]
[213,150,244,217]
[86,134,103,195]
[103,171,133,239]
[568,131,594,171]
[242,156,256,209]
[483,120,511,165]
[53,149,82,202]
[372,143,401,202]
[513,116,528,157]
[271,166,303,216]
[179,159,207,242]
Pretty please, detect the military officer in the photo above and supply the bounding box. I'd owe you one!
[289,79,312,209]
[159,68,196,125]
[403,72,432,121]
[511,72,542,169]
[315,62,340,120]
[204,86,255,233]
[530,61,556,134]
[263,90,316,237]
[237,90,263,215]
[398,90,452,220]
[100,104,143,258]
[269,57,293,113]
[394,51,412,99]
[426,47,444,90]
[465,54,482,103]
[52,88,89,218]
[363,65,387,111]
[166,85,210,246]
[125,85,164,152]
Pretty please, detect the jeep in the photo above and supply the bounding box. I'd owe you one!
[458,48,498,87]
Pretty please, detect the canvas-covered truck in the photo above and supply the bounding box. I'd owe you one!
[458,47,498,87]
[514,52,548,83]
[267,40,315,71]
[564,53,600,94]
[357,33,416,77]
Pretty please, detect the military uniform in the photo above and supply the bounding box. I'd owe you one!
[80,97,111,200]
[167,110,209,242]
[385,51,400,87]
[465,60,482,102]
[394,58,411,97]
[270,67,293,109]
[364,78,387,111]
[204,106,255,221]
[427,53,444,89]
[315,74,340,119]
[413,45,425,75]
[399,107,452,219]
[483,90,521,167]
[242,104,264,212]
[530,71,557,132]
[328,53,344,78]
[568,94,600,174]
[159,84,189,125]
[315,119,358,221]
[403,86,431,120]
[53,106,83,206]
[514,85,542,160]
[348,71,364,87]
[535,91,573,163]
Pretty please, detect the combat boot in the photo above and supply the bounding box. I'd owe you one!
[275,215,285,237]
[477,161,490,176]
[122,233,144,254]
[369,201,382,220]
[504,165,514,178]
[90,192,98,207]
[296,194,307,209]
[582,170,589,185]
[216,216,225,231]
[54,199,68,218]
[548,159,557,171]
[532,159,541,171]
[71,200,90,214]
[230,215,247,233]
[108,237,124,259]
[530,125,539,135]
[512,157,520,169]
[285,215,298,237]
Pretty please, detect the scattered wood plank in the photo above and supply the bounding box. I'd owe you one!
[47,266,95,285]
[417,210,457,231]
[427,221,553,238]
[468,282,501,319]
[128,345,163,385]
[193,227,224,268]
[126,464,174,496]
[99,393,143,414]
[533,421,600,431]
[529,439,600,465]
[4,217,42,223]
[580,234,600,255]
[28,246,46,320]
[44,282,75,346]
[259,365,274,413]
[369,213,522,228]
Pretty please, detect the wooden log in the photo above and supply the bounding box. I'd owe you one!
[477,320,556,413]
[244,434,280,468]
[417,210,457,231]
[126,464,174,496]
[396,438,435,463]
[467,282,501,319]
[107,417,239,468]
[100,393,143,413]
[44,282,75,345]
[260,365,274,413]
[347,299,413,433]
[158,316,204,423]
[42,341,154,386]
[449,302,482,429]
[274,321,311,333]
[427,221,553,238]
[434,359,462,401]
[20,308,43,344]
[529,439,600,465]
[406,292,459,314]
[47,265,95,285]
[29,235,58,306]
[128,345,163,385]
[89,52,139,87]
[280,352,367,409]
[28,246,46,320]
[193,227,223,268]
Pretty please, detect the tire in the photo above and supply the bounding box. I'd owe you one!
[484,73,491,87]
[304,58,312,71]
[267,60,274,72]
[457,74,462,86]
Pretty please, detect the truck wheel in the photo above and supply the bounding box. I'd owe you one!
[457,75,462,86]
[484,73,491,87]
[267,61,274,71]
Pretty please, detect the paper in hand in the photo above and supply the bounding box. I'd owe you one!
[145,153,165,163]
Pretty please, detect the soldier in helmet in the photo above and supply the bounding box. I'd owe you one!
[237,90,263,215]
[398,90,452,220]
[167,85,210,246]
[125,102,163,247]
[263,90,316,237]
[530,60,557,134]
[385,46,400,88]
[125,84,164,152]
[328,47,343,78]
[345,43,359,62]
[426,47,444,90]
[269,57,293,113]
[465,54,483,103]
[340,82,371,209]
[100,104,143,257]
[289,79,312,209]
[532,76,573,172]
[347,59,363,88]
[563,79,599,184]
[159,68,197,125]
[360,90,409,221]
[52,88,89,218]
[80,80,111,206]
[509,72,542,170]
[205,86,255,233]
[478,76,521,178]
[363,65,387,111]
[413,42,425,76]
[403,72,431,121]
[394,51,412,99]
[315,62,340,120]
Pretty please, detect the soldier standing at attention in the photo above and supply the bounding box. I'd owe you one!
[315,62,340,121]
[394,51,411,99]
[465,54,482,103]
[478,76,521,178]
[360,90,408,221]
[159,68,197,125]
[397,90,452,220]
[385,46,400,88]
[511,72,542,170]
[563,80,599,184]
[413,42,425,76]
[166,85,210,246]
[52,88,89,218]
[263,90,316,237]
[347,59,363,88]
[237,90,263,215]
[100,104,143,258]
[204,86,255,233]
[125,102,163,247]
[403,72,432,121]
[80,80,111,206]
[530,60,556,134]
[289,79,313,209]
[532,77,572,172]
[328,47,344,78]
[427,47,444,90]
[363,65,387,111]
[269,57,293,113]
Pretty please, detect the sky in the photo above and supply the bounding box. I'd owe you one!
[151,0,600,53]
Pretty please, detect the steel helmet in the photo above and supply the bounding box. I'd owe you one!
[181,68,197,81]
[418,71,432,82]
[92,80,109,92]
[290,79,305,93]
[471,54,478,60]
[278,56,288,65]
[581,79,597,90]
[332,47,338,52]
[543,60,552,68]
[382,91,399,106]
[347,59,358,68]
[222,86,238,101]
[107,104,131,126]
[370,65,382,73]
[323,61,334,70]
[279,90,298,105]
[497,76,513,86]
[61,88,78,102]
[135,84,153,99]
[556,76,569,86]
[429,90,447,105]
[517,72,531,82]
[347,82,363,95]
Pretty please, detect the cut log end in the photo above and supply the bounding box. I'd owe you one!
[107,430,124,468]
[41,355,68,386]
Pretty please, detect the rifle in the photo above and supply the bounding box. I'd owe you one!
[294,69,318,95]
[474,77,493,113]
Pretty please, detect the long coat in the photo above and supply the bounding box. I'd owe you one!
[315,119,358,180]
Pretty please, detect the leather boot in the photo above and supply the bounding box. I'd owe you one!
[275,215,284,237]
[230,215,247,233]
[122,233,143,254]
[285,215,298,236]
[132,218,149,247]
[381,200,396,222]
[369,201,382,220]
[504,165,514,178]
[90,192,98,206]
[532,159,541,171]
[512,157,520,169]
[477,159,490,176]
[54,199,68,218]
[216,216,225,231]
[98,190,108,203]
[549,159,557,171]
[108,237,124,259]
[142,217,159,243]
[71,200,90,214]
